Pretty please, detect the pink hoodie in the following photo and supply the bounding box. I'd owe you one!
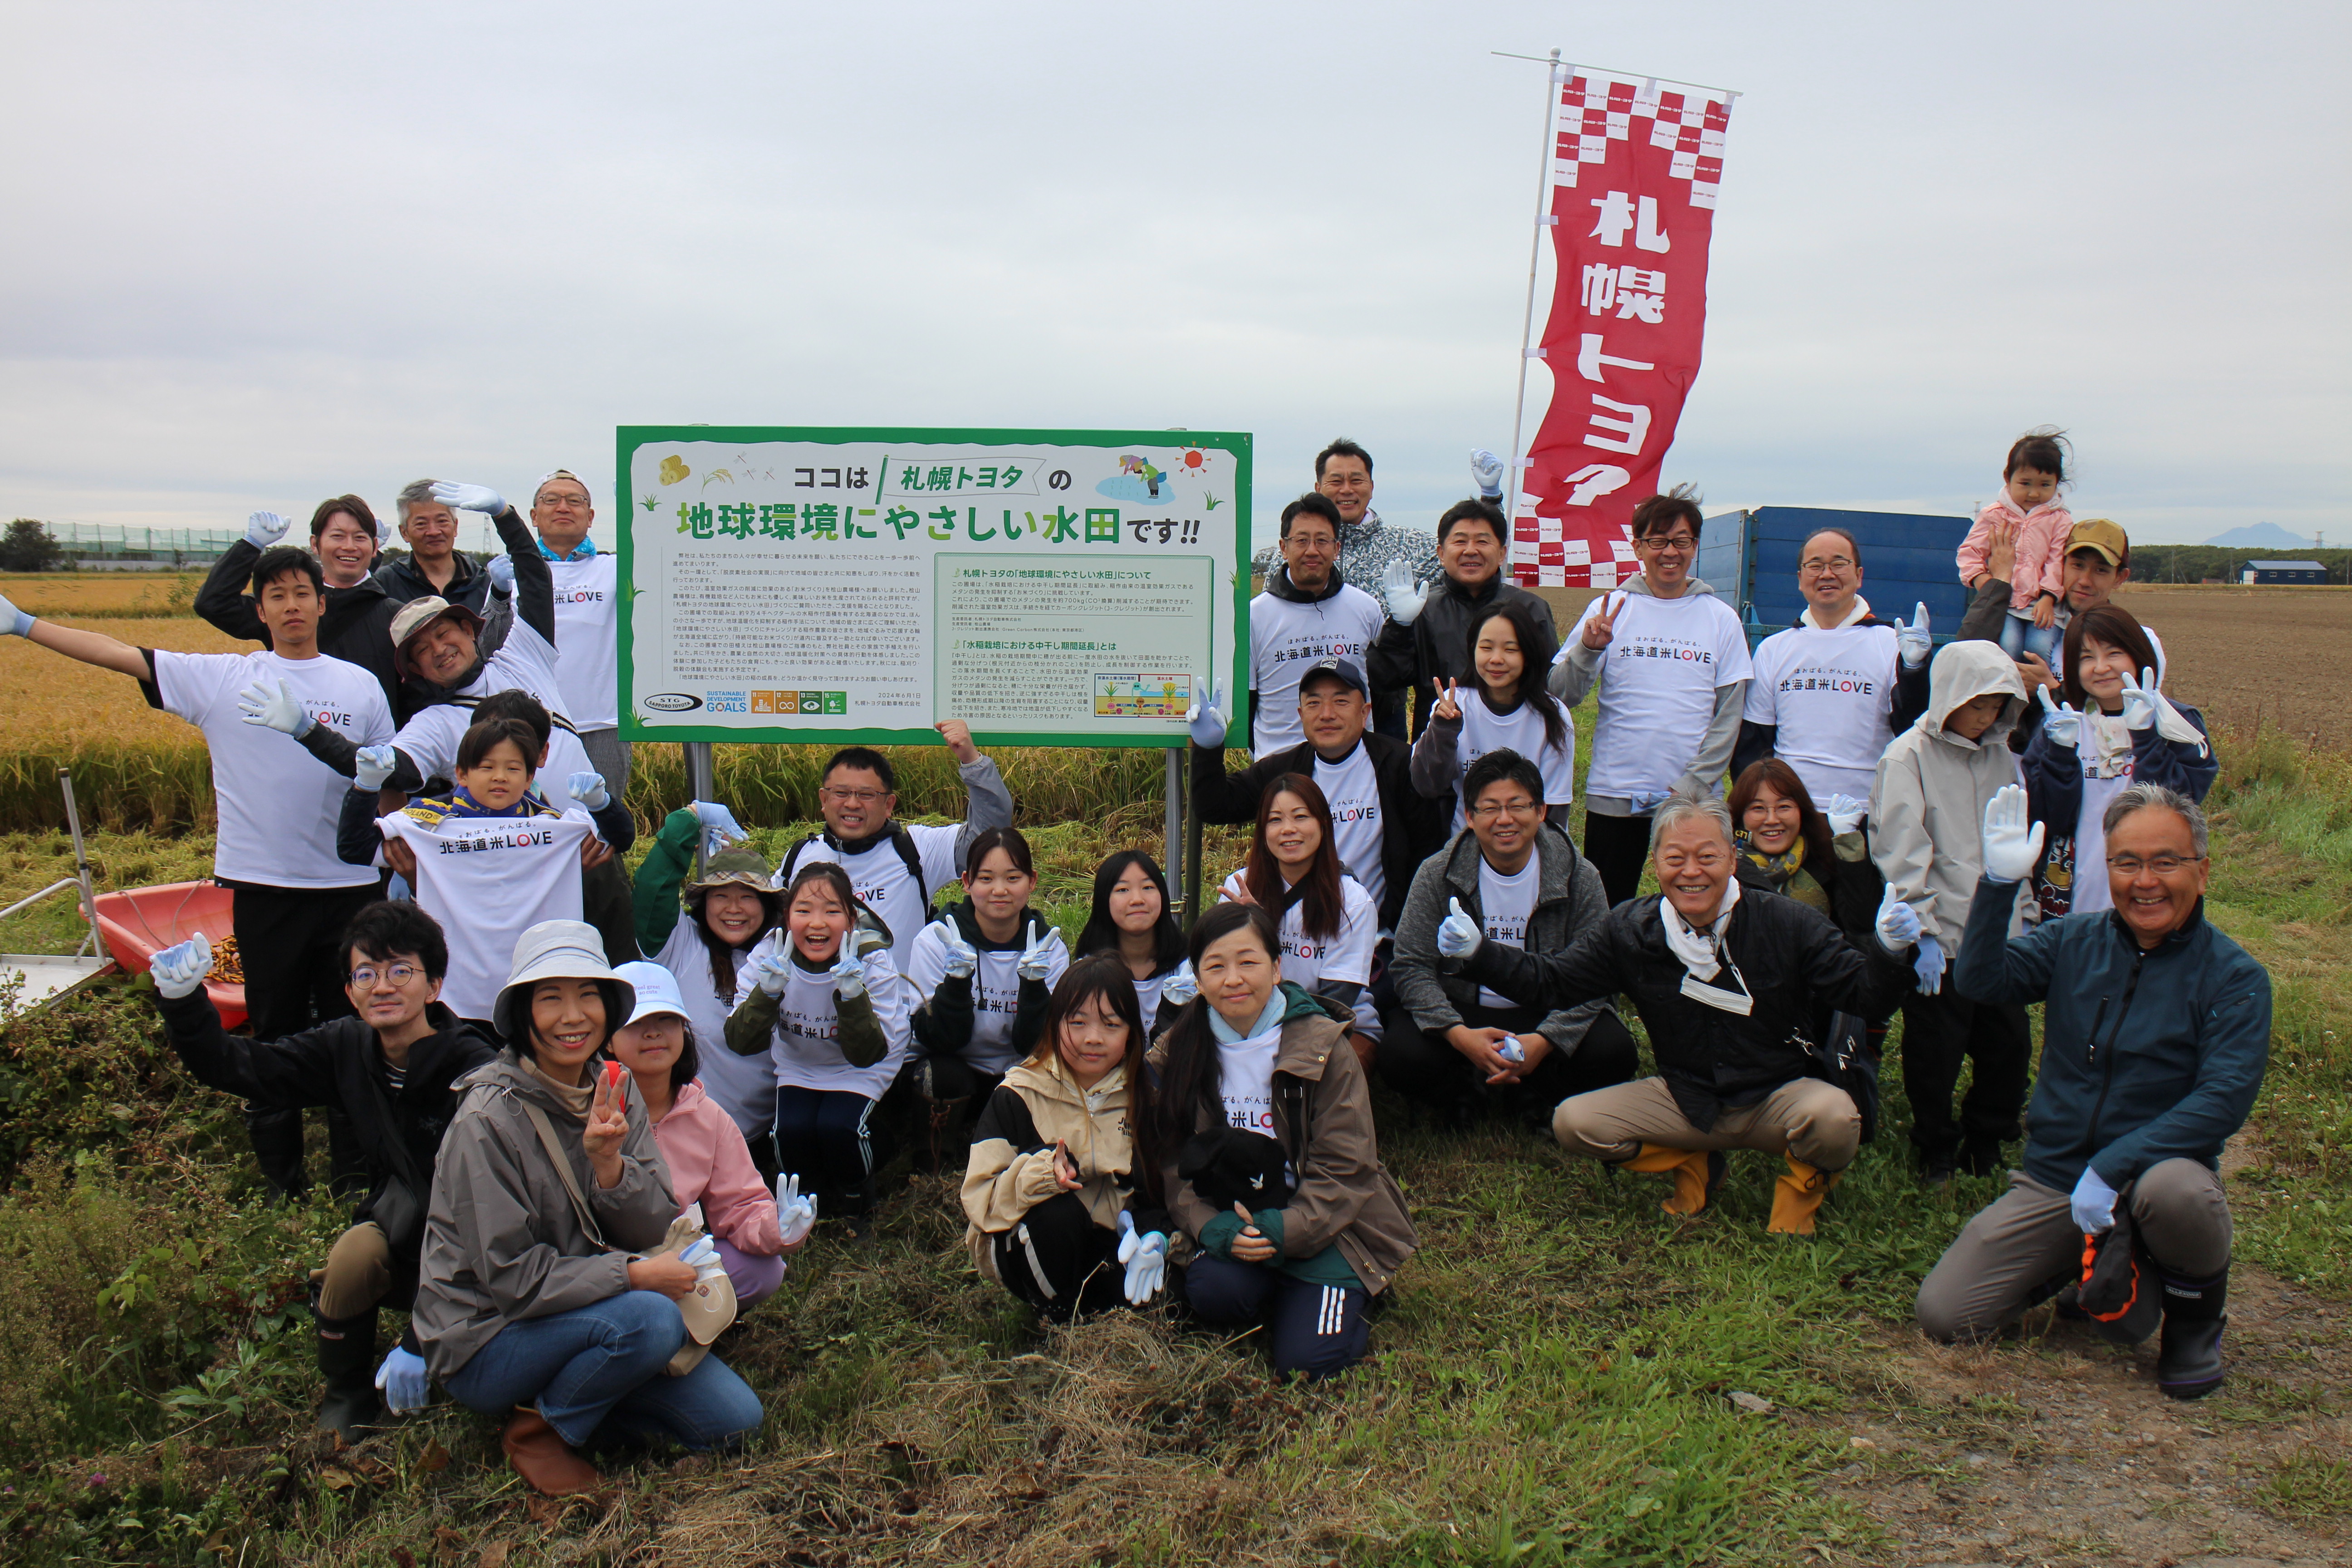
[1956,495,2075,612]
[652,1078,782,1255]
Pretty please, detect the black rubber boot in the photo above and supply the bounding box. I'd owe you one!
[2156,1265,2228,1400]
[833,1179,879,1245]
[1955,1137,2007,1178]
[314,1309,381,1439]
[245,1104,309,1200]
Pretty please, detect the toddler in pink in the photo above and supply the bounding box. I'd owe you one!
[1955,429,2074,662]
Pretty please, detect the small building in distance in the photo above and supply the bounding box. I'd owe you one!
[2241,559,2328,584]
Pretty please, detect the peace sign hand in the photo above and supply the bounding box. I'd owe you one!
[583,1060,631,1185]
[931,915,977,979]
[2117,665,2161,731]
[1016,919,1054,982]
[1580,593,1625,651]
[1431,677,1462,723]
[2037,686,2083,749]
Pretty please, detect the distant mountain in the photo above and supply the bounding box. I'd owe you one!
[2203,520,2317,549]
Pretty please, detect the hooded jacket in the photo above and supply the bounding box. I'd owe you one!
[961,1054,1159,1281]
[1147,986,1417,1294]
[196,539,410,720]
[1390,824,1616,1051]
[412,1049,677,1379]
[1458,884,1915,1134]
[1548,573,1749,809]
[1955,877,2269,1194]
[1368,569,1560,739]
[1870,640,2032,954]
[652,1077,782,1255]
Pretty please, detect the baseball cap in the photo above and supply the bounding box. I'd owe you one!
[1298,655,1368,697]
[2065,518,2129,566]
[613,961,690,1028]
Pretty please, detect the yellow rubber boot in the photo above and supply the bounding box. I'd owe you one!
[1620,1143,1715,1216]
[1768,1155,1842,1235]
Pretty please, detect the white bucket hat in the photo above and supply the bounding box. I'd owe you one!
[493,920,633,1044]
[612,961,690,1029]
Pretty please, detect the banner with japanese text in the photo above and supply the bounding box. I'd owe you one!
[616,426,1251,746]
[1512,70,1734,587]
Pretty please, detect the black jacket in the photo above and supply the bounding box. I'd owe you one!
[1728,608,1934,784]
[1368,573,1559,739]
[1458,886,1914,1130]
[155,989,496,1252]
[196,539,410,720]
[911,899,1054,1063]
[1191,730,1448,931]
[369,547,496,619]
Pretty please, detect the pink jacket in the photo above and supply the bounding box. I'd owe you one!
[652,1078,782,1255]
[1956,496,2075,612]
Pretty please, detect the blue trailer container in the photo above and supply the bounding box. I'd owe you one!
[1695,506,1974,648]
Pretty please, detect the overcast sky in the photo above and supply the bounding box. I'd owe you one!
[2,1,2343,551]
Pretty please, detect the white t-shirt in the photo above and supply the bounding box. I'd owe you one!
[377,805,596,1021]
[1446,688,1577,833]
[730,932,913,1100]
[774,824,965,971]
[906,917,1072,1076]
[652,921,773,1135]
[1216,1025,1282,1136]
[392,702,600,813]
[149,650,394,889]
[1248,585,1385,757]
[1132,968,1171,1034]
[1475,854,1541,1009]
[547,554,620,732]
[1743,622,1902,806]
[1310,741,1387,915]
[1218,870,1377,997]
[1577,590,1753,800]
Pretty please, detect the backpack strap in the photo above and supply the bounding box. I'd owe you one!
[890,826,935,921]
[438,692,582,738]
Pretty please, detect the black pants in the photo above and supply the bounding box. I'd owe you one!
[231,881,378,1198]
[990,1191,1125,1321]
[1378,1003,1641,1129]
[1582,813,1655,907]
[1897,987,2032,1161]
[1183,1254,1371,1380]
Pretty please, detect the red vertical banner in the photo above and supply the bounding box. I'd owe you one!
[1513,71,1733,588]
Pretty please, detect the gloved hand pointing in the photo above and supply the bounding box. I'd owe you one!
[150,931,214,1000]
[430,480,507,515]
[2037,686,2083,750]
[1822,793,1868,837]
[1896,602,1932,669]
[1873,886,1922,952]
[374,1346,430,1412]
[567,771,611,811]
[1436,897,1483,960]
[244,510,294,549]
[1186,676,1227,750]
[931,915,977,980]
[2116,665,2161,732]
[1380,560,1428,626]
[1981,784,2045,884]
[1470,448,1507,501]
[1016,920,1054,982]
[2069,1164,2118,1235]
[235,676,315,737]
[775,1173,818,1246]
[353,744,398,793]
[1117,1211,1169,1305]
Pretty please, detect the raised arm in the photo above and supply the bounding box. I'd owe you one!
[8,607,154,681]
[193,536,270,644]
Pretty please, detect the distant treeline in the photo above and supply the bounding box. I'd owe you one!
[2127,546,2351,584]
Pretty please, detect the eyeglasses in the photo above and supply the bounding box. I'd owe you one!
[1469,799,1541,819]
[1635,535,1696,555]
[1800,557,1856,574]
[537,493,589,509]
[821,785,889,804]
[349,963,421,988]
[2107,854,2196,877]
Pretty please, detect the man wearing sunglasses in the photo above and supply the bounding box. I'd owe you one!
[143,901,495,1440]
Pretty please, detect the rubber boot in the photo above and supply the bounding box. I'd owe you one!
[245,1104,309,1200]
[2156,1265,2228,1400]
[1618,1143,1724,1216]
[314,1308,381,1440]
[1767,1155,1842,1235]
[502,1406,604,1496]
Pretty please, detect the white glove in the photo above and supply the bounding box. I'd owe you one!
[1895,602,1932,669]
[1873,886,1921,952]
[1436,896,1483,960]
[374,1346,430,1412]
[244,510,293,549]
[375,516,392,549]
[1497,1037,1526,1065]
[2116,665,2160,731]
[931,916,977,980]
[0,592,29,637]
[831,944,868,1002]
[567,770,610,810]
[1913,932,1946,995]
[775,1173,818,1245]
[678,1235,724,1279]
[235,676,314,737]
[1628,792,1671,815]
[1160,963,1198,1009]
[150,931,214,1000]
[1469,448,1507,500]
[354,744,398,793]
[2037,686,2082,750]
[749,943,794,996]
[430,480,507,515]
[1822,794,1868,837]
[691,800,747,851]
[1116,1211,1169,1305]
[2070,1164,2118,1235]
[486,554,516,595]
[1186,676,1227,750]
[1981,784,2045,885]
[1016,919,1054,982]
[1380,559,1427,626]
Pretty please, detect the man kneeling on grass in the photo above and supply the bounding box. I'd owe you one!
[1437,797,1917,1234]
[1916,784,2269,1400]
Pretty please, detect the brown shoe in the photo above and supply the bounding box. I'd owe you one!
[502,1406,603,1496]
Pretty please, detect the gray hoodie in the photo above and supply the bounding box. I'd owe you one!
[1548,573,1749,812]
[1869,640,2030,955]
[412,1050,677,1379]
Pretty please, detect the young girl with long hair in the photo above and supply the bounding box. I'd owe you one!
[1074,850,1188,1032]
[1218,775,1380,1065]
[1410,599,1576,832]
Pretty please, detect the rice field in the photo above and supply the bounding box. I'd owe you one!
[0,573,205,618]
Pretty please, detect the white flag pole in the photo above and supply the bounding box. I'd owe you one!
[1503,49,1563,517]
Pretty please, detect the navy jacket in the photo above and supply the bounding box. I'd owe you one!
[1954,874,2269,1193]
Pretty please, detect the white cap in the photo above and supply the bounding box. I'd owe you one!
[613,960,689,1028]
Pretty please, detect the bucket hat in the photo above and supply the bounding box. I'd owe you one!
[389,595,487,678]
[493,920,633,1044]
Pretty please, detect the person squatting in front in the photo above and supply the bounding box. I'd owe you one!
[905,827,1071,1166]
[405,922,764,1496]
[1135,902,1418,1379]
[1384,749,1639,1133]
[1438,797,1918,1234]
[1917,784,2269,1401]
[961,956,1173,1320]
[725,864,911,1242]
[146,901,495,1439]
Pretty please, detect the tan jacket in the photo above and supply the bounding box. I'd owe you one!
[960,1054,1136,1282]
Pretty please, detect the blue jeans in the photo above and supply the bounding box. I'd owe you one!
[444,1290,762,1450]
[1997,610,2061,663]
